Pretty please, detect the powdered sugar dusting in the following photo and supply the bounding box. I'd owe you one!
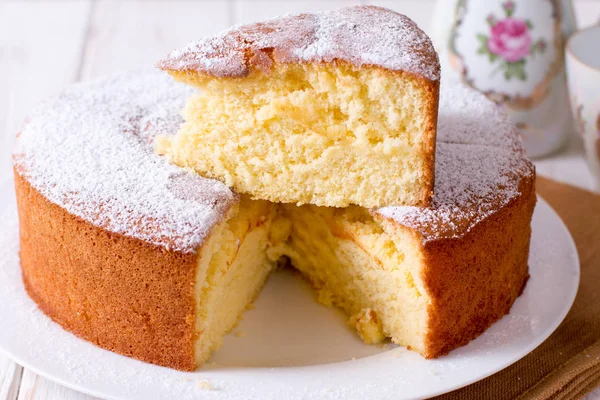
[157,6,440,81]
[375,81,534,241]
[13,71,238,253]
[437,78,523,151]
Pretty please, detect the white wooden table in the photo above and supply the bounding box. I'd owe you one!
[1,1,599,398]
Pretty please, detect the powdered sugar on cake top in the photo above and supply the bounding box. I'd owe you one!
[374,81,534,241]
[156,6,440,81]
[437,78,523,151]
[375,143,533,241]
[14,71,238,253]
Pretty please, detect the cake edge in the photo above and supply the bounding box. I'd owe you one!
[15,169,199,371]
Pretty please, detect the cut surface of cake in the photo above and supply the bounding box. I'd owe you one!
[14,71,534,371]
[155,6,440,208]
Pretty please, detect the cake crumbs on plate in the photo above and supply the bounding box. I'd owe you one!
[393,348,408,358]
[196,379,215,390]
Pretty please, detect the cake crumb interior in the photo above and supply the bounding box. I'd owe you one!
[268,204,429,352]
[194,199,431,364]
[156,62,433,208]
[193,197,275,365]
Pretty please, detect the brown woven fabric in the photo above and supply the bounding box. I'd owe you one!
[433,177,600,400]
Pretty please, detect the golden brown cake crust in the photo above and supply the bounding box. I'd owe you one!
[11,72,242,371]
[422,175,536,358]
[15,170,198,371]
[157,6,440,82]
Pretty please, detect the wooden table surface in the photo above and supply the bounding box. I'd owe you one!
[1,1,599,398]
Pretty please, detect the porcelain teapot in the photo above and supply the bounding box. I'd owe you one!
[432,0,577,158]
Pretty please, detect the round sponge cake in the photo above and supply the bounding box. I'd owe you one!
[13,71,534,370]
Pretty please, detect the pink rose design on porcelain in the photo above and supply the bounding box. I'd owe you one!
[488,18,532,62]
[476,1,547,80]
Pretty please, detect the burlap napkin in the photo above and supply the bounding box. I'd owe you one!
[433,177,600,400]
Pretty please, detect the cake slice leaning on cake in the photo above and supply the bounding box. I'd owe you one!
[156,6,440,208]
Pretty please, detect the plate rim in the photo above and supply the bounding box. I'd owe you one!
[0,191,580,400]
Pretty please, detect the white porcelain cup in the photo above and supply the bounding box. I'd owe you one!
[566,25,600,184]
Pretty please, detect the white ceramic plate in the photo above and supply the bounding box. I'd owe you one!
[0,178,579,400]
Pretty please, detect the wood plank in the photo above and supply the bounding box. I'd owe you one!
[16,369,97,400]
[79,0,231,80]
[232,0,361,26]
[0,0,92,179]
[0,355,22,400]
